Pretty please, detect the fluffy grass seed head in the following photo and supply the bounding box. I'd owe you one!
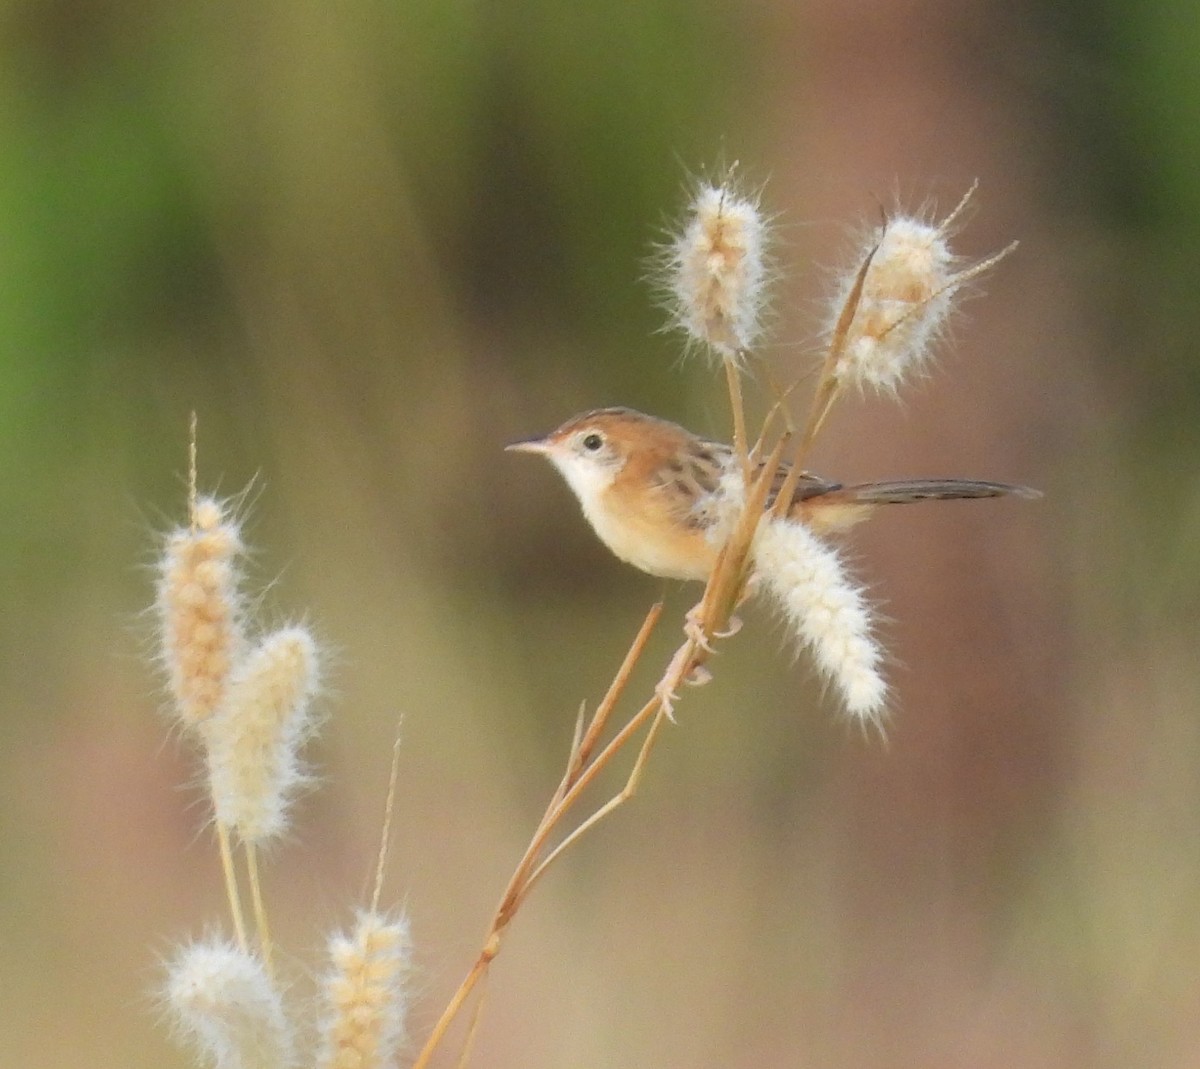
[206,625,321,845]
[663,173,771,362]
[826,186,1011,394]
[753,517,886,724]
[164,937,297,1069]
[315,910,413,1069]
[155,494,247,732]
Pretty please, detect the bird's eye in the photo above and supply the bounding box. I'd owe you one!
[581,433,604,452]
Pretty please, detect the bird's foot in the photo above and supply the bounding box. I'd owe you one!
[655,677,680,723]
[683,605,713,652]
[684,604,744,651]
[715,614,743,640]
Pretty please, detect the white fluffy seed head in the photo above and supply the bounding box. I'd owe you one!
[752,518,887,724]
[206,626,321,844]
[315,910,413,1069]
[664,177,770,361]
[164,938,296,1069]
[822,187,1015,395]
[155,495,246,731]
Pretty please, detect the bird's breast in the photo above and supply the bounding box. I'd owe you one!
[582,486,716,581]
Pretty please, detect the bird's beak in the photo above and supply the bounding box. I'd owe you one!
[505,435,552,455]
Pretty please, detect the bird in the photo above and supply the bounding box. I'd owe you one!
[507,406,1038,581]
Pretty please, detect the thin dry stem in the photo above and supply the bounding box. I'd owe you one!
[372,728,405,913]
[216,820,249,953]
[409,605,671,1069]
[569,601,663,774]
[411,616,713,1069]
[754,369,804,458]
[411,949,494,1069]
[772,241,877,517]
[188,411,198,531]
[457,982,489,1069]
[414,260,845,1068]
[524,691,674,896]
[496,618,672,928]
[514,647,693,910]
[244,844,273,977]
[955,239,1019,287]
[566,703,587,772]
[723,356,750,478]
[940,178,978,232]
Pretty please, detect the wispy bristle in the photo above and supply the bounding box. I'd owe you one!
[155,495,246,731]
[753,518,886,723]
[665,177,770,361]
[206,626,321,844]
[315,910,413,1069]
[164,938,296,1069]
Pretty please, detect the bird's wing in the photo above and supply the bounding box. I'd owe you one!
[757,461,843,510]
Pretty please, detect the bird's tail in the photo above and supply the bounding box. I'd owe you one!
[837,478,1040,505]
[795,478,1039,533]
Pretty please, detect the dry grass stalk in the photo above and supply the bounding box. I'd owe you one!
[153,182,1020,1069]
[156,427,335,1061]
[412,183,1016,1066]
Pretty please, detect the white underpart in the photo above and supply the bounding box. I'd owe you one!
[549,452,678,576]
[752,517,886,722]
[549,450,617,518]
[548,449,708,580]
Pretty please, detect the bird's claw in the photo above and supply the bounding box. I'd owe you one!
[684,606,743,651]
[716,614,743,640]
[683,609,716,653]
[655,679,680,723]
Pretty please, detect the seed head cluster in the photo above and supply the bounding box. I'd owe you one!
[832,214,957,391]
[665,177,769,360]
[315,910,414,1069]
[154,477,417,1069]
[824,189,1013,394]
[164,939,297,1069]
[147,177,1020,1069]
[207,627,321,845]
[155,496,246,731]
[753,518,886,724]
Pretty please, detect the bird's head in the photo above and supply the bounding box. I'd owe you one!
[506,407,677,508]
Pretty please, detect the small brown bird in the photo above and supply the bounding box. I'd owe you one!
[508,407,1037,581]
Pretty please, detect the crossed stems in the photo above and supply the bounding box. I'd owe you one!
[409,247,878,1069]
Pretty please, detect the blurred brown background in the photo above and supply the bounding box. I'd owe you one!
[1,0,1196,1065]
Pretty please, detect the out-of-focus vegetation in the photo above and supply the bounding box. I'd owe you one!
[1,0,1198,1066]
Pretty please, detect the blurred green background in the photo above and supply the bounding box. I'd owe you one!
[2,0,1198,1065]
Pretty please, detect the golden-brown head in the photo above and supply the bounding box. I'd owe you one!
[508,407,663,488]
